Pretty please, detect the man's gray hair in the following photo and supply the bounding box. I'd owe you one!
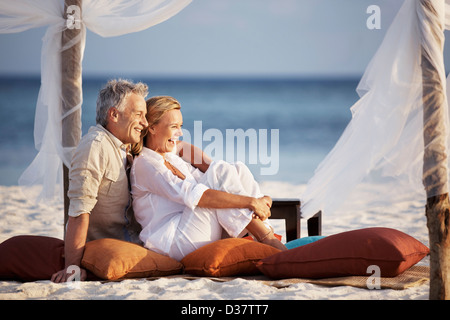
[96,79,149,126]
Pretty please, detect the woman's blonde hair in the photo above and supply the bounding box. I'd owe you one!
[130,96,181,156]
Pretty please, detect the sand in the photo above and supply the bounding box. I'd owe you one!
[0,181,430,300]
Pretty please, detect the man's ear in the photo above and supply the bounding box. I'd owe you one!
[108,107,119,123]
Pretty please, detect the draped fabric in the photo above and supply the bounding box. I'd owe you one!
[0,0,191,202]
[301,0,450,219]
[2,1,450,219]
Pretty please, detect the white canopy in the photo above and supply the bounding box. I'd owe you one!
[0,0,191,201]
[301,0,450,219]
[2,0,450,218]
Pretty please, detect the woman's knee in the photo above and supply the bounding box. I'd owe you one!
[205,161,238,188]
[213,160,252,180]
[233,161,252,176]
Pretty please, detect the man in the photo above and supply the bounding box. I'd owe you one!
[51,79,149,282]
[51,79,211,283]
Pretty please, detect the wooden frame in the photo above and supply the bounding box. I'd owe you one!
[271,198,322,242]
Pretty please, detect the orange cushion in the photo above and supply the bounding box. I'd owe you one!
[181,238,281,277]
[256,227,429,279]
[0,235,65,281]
[243,233,282,241]
[81,238,183,280]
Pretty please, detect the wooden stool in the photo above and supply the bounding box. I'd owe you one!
[271,198,322,242]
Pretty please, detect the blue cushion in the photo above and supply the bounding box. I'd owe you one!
[285,236,326,250]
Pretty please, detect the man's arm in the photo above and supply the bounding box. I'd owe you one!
[51,214,89,283]
[177,141,211,173]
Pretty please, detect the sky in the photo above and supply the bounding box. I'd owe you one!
[0,0,442,79]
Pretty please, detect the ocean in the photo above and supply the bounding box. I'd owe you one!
[0,76,359,186]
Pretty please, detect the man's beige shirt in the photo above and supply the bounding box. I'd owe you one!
[68,124,141,243]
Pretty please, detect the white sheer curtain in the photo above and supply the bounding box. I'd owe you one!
[301,0,450,219]
[0,0,191,202]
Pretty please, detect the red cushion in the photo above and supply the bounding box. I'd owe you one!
[0,235,65,281]
[256,227,429,279]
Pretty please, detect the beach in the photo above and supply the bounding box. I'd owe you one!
[0,181,430,300]
[0,0,436,303]
[0,77,430,301]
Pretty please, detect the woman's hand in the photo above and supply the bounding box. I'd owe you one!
[250,195,272,221]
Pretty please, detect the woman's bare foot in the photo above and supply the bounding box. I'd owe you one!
[246,218,288,251]
[260,233,288,251]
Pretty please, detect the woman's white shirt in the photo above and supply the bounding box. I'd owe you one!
[130,147,209,255]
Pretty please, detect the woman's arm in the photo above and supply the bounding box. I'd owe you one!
[197,189,272,221]
[134,149,270,219]
[177,141,211,173]
[132,153,209,210]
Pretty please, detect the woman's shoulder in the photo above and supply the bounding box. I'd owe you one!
[133,148,165,171]
[164,151,183,163]
[164,152,193,171]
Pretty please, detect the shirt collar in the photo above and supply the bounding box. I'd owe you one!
[95,124,129,152]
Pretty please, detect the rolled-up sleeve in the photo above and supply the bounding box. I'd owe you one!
[131,152,209,211]
[179,179,209,210]
[67,138,104,217]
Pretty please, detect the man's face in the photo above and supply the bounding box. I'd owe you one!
[112,93,148,144]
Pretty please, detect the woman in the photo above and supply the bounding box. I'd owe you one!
[130,96,286,261]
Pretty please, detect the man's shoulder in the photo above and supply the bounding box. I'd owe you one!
[85,125,110,141]
[78,126,113,148]
[73,126,117,161]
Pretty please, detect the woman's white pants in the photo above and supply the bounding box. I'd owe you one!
[168,161,271,261]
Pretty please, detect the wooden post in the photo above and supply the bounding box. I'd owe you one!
[62,0,83,237]
[420,0,450,300]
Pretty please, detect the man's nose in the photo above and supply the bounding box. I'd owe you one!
[141,116,148,127]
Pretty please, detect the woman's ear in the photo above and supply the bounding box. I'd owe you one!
[147,125,156,135]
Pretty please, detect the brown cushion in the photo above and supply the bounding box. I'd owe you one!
[256,227,429,279]
[81,238,183,280]
[181,238,281,277]
[0,235,65,281]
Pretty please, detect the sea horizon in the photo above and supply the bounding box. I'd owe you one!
[0,75,360,186]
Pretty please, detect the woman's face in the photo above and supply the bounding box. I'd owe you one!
[147,109,183,154]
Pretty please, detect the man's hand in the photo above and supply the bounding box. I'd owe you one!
[52,214,89,283]
[51,266,87,283]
